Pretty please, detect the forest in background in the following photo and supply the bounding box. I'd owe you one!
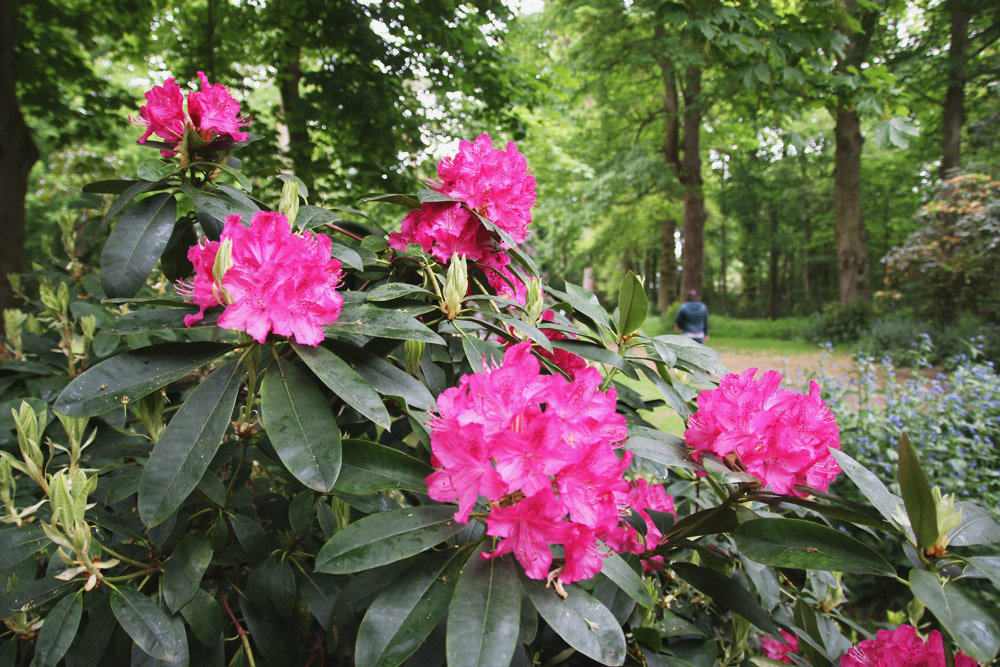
[4,0,1000,324]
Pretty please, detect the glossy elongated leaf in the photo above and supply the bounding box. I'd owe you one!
[137,160,175,182]
[521,575,626,666]
[355,551,464,667]
[260,358,342,492]
[600,549,653,609]
[336,439,433,494]
[964,556,1000,591]
[548,283,612,333]
[617,271,648,338]
[328,303,444,345]
[54,342,230,418]
[488,312,553,353]
[110,587,188,662]
[949,503,1000,547]
[637,365,693,418]
[101,193,177,298]
[897,433,938,550]
[100,180,164,228]
[180,589,223,646]
[461,335,504,369]
[330,241,364,271]
[33,592,82,667]
[0,525,50,569]
[734,519,894,576]
[671,562,778,634]
[366,283,435,302]
[180,184,257,221]
[295,205,340,231]
[137,360,241,526]
[315,505,464,574]
[624,426,699,470]
[100,309,194,334]
[0,578,72,616]
[163,535,213,613]
[910,569,1000,663]
[292,343,391,430]
[84,179,139,195]
[550,340,637,378]
[830,449,910,537]
[327,342,435,411]
[446,544,520,667]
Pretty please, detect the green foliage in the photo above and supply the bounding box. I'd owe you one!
[804,301,875,345]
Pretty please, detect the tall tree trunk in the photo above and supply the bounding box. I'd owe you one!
[657,216,676,312]
[277,41,313,187]
[0,2,37,308]
[832,0,876,305]
[834,108,870,304]
[679,66,706,297]
[941,10,969,179]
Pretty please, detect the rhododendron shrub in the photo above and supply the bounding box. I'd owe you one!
[179,210,344,345]
[4,72,999,667]
[685,367,842,496]
[840,625,978,667]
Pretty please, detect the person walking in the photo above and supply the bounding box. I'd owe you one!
[675,290,709,344]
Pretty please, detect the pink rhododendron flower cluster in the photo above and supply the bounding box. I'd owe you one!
[179,211,343,346]
[132,72,249,154]
[425,342,675,585]
[840,624,978,666]
[684,368,841,497]
[761,630,799,664]
[389,134,536,303]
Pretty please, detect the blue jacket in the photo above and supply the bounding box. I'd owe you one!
[675,301,709,335]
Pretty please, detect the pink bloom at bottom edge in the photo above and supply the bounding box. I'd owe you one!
[761,630,799,664]
[839,625,978,667]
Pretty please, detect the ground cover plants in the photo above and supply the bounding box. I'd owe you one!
[1,74,999,667]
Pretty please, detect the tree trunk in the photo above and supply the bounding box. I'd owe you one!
[0,1,37,308]
[833,108,870,305]
[277,41,313,187]
[679,66,706,297]
[941,10,969,179]
[657,216,676,312]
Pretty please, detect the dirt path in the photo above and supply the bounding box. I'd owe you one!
[711,344,853,378]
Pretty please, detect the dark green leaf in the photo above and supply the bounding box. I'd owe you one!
[671,562,777,634]
[0,578,72,616]
[328,303,444,345]
[138,360,241,527]
[446,544,520,667]
[101,309,195,335]
[550,340,636,378]
[367,283,435,302]
[163,535,213,613]
[229,514,268,560]
[315,505,465,574]
[55,342,231,418]
[0,525,50,569]
[617,271,648,338]
[963,556,1000,591]
[910,569,1000,663]
[461,336,504,369]
[260,358,342,492]
[180,589,223,646]
[180,184,257,222]
[624,425,699,471]
[521,575,626,666]
[327,342,435,411]
[336,439,433,495]
[830,449,910,537]
[101,193,177,298]
[137,161,175,182]
[489,312,552,353]
[734,519,894,576]
[549,283,612,333]
[355,550,463,667]
[295,205,339,231]
[84,179,138,195]
[288,491,314,536]
[110,587,187,662]
[238,597,297,666]
[34,592,82,667]
[100,180,165,229]
[637,365,694,418]
[330,241,364,272]
[417,189,460,204]
[949,503,1000,547]
[292,343,391,430]
[599,549,653,609]
[897,433,938,550]
[360,192,422,207]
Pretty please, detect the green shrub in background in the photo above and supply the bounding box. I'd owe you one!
[803,301,875,345]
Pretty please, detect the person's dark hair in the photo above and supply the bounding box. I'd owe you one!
[686,290,699,302]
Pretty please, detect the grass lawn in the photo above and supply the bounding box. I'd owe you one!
[708,335,830,356]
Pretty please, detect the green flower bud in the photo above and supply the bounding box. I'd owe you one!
[404,340,425,375]
[79,315,97,341]
[279,178,300,228]
[930,486,963,554]
[525,277,545,322]
[442,255,468,320]
[212,238,235,305]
